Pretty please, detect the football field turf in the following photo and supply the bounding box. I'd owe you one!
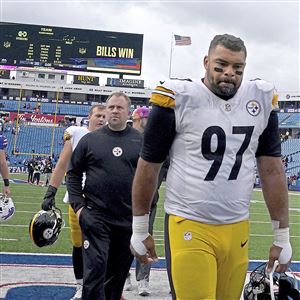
[1,173,299,262]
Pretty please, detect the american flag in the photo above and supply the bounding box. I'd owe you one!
[174,35,191,46]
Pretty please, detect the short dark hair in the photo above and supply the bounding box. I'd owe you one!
[208,34,247,57]
[89,104,106,116]
[106,91,131,108]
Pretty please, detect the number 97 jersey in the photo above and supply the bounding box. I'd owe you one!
[151,79,278,224]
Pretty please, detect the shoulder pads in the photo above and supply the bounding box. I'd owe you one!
[150,79,191,108]
[254,79,275,92]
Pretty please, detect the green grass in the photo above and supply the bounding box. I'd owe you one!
[1,174,299,261]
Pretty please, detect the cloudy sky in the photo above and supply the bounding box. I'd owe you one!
[0,0,299,92]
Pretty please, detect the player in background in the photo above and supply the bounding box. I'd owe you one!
[131,107,149,134]
[41,104,106,300]
[124,107,149,294]
[130,34,291,299]
[0,121,11,196]
[123,106,169,297]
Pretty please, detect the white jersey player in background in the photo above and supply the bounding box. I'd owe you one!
[130,34,292,300]
[41,104,106,300]
[0,129,10,196]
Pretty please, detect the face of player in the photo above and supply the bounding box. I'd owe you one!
[204,45,246,99]
[106,95,130,131]
[88,108,106,131]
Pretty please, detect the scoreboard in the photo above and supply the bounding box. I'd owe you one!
[0,22,143,75]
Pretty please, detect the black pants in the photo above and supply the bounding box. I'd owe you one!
[28,170,34,183]
[33,173,40,185]
[79,207,133,300]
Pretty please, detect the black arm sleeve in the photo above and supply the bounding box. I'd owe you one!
[141,105,176,163]
[66,137,87,212]
[255,111,281,157]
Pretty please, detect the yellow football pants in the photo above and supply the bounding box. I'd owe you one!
[68,205,82,247]
[166,215,249,300]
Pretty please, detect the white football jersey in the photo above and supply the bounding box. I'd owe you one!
[64,126,90,151]
[62,126,89,203]
[151,79,277,224]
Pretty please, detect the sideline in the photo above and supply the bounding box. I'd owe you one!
[1,252,300,270]
[0,253,299,300]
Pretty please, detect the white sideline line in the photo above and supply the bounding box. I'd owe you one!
[254,189,300,196]
[251,221,300,225]
[251,212,300,217]
[0,238,18,241]
[250,210,300,214]
[251,234,300,238]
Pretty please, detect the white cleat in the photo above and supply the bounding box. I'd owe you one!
[70,283,82,300]
[138,279,150,297]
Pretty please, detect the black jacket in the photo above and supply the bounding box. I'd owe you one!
[67,125,142,226]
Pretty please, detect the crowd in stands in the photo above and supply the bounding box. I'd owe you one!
[0,98,299,191]
[0,99,91,116]
[281,137,300,190]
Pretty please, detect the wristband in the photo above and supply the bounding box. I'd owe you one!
[133,214,149,235]
[273,227,289,244]
[3,179,9,187]
[131,214,150,255]
[273,227,292,264]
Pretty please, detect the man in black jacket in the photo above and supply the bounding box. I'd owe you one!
[27,158,35,183]
[67,92,142,300]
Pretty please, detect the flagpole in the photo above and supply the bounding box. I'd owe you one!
[168,33,174,79]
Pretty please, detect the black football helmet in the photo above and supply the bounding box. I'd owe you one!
[0,193,15,222]
[29,208,63,247]
[243,262,299,300]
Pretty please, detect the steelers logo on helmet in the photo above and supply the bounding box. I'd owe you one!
[29,208,63,247]
[246,100,261,116]
[43,228,54,239]
[0,193,15,222]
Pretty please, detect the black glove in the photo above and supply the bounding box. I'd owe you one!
[41,185,57,210]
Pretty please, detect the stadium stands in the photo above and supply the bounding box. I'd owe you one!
[1,97,299,191]
[279,112,300,128]
[5,126,64,166]
[282,139,300,175]
[0,99,90,116]
[282,138,300,156]
[278,112,291,123]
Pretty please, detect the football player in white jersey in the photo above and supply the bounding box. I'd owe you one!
[130,34,292,300]
[41,104,106,300]
[0,131,10,196]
